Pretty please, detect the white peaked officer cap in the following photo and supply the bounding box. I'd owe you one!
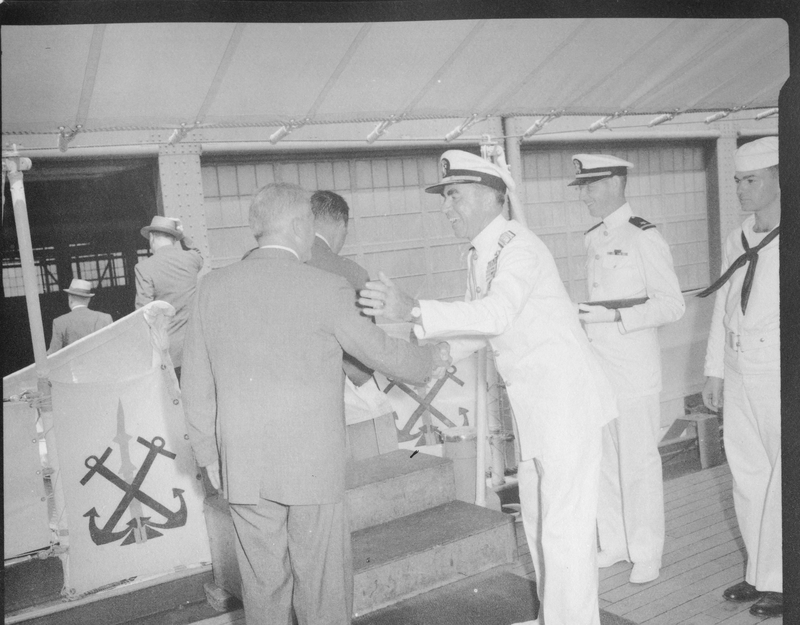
[425,150,508,195]
[568,154,635,186]
[734,137,779,172]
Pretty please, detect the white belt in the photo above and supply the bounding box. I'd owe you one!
[726,330,780,352]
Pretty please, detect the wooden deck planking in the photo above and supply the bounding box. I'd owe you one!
[602,463,779,624]
[514,462,781,624]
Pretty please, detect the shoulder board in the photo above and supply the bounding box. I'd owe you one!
[584,222,602,235]
[498,230,516,249]
[629,216,656,231]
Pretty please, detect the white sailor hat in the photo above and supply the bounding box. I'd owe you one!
[734,137,778,172]
[568,154,634,186]
[425,150,508,195]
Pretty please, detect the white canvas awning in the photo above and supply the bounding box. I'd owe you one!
[1,18,790,151]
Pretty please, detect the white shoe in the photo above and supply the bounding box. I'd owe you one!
[597,549,629,568]
[629,560,660,584]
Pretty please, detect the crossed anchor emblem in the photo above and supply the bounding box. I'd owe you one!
[384,366,467,445]
[81,436,187,546]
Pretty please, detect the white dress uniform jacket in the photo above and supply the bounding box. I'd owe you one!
[704,214,779,378]
[414,215,616,460]
[413,214,616,625]
[584,203,685,396]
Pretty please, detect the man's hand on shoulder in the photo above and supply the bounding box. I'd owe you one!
[359,271,417,322]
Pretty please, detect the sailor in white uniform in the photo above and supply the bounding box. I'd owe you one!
[359,150,617,625]
[572,154,685,584]
[699,136,782,618]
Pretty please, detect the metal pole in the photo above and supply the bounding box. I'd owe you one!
[487,358,506,487]
[475,348,488,507]
[3,150,70,589]
[3,150,49,382]
[501,117,529,228]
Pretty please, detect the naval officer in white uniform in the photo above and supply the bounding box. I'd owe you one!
[571,154,685,584]
[359,150,617,625]
[699,137,782,618]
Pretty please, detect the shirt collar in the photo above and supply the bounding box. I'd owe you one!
[315,233,332,249]
[70,304,88,310]
[259,244,300,260]
[471,214,510,254]
[154,244,179,255]
[603,202,633,229]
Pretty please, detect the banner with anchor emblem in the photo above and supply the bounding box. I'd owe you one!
[373,324,481,449]
[49,329,210,596]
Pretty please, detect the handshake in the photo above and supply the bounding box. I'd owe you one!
[431,341,452,380]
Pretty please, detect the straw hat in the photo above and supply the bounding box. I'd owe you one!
[140,216,184,240]
[64,278,95,297]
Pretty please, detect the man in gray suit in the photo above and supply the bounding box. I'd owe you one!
[47,278,112,354]
[181,182,449,625]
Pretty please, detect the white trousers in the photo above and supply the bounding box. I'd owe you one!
[597,394,664,565]
[723,366,782,592]
[518,426,602,625]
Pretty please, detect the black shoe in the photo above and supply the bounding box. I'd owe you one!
[750,592,782,617]
[722,580,762,602]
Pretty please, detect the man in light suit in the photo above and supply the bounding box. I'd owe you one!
[47,278,112,354]
[181,182,449,625]
[135,215,204,377]
[360,150,617,625]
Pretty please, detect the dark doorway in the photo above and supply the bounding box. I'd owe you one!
[2,158,159,377]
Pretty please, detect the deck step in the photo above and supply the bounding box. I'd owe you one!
[346,450,456,531]
[352,500,517,616]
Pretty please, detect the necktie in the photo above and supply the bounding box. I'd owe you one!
[467,246,479,301]
[696,226,779,315]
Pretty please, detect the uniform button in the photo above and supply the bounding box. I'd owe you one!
[476,287,482,294]
[588,338,593,342]
[603,231,608,236]
[472,252,478,260]
[494,350,500,357]
[595,254,600,260]
[593,282,599,287]
[760,338,765,342]
[505,381,512,387]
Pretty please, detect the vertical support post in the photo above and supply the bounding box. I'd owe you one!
[158,143,210,275]
[486,358,506,487]
[4,150,71,592]
[714,123,742,255]
[475,348,488,507]
[3,153,48,380]
[502,117,529,228]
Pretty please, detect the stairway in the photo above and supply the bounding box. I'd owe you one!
[348,450,517,616]
[205,449,518,617]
